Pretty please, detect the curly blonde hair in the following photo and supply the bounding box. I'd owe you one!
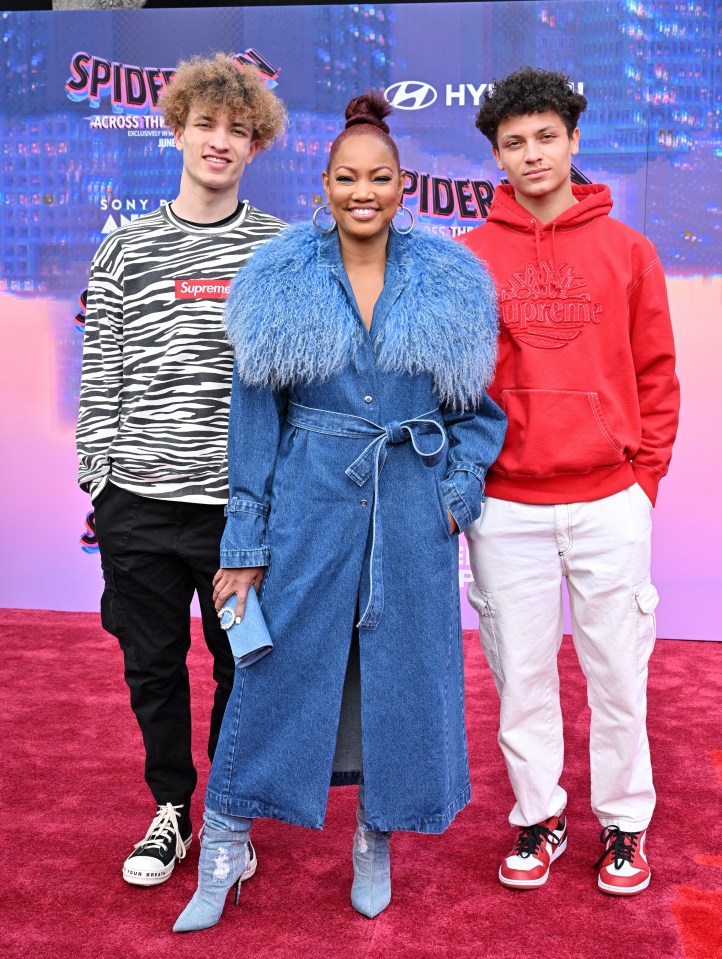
[159,53,287,150]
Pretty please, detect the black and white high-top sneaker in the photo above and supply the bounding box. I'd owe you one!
[122,802,192,886]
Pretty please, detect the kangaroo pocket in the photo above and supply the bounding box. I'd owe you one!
[495,389,626,478]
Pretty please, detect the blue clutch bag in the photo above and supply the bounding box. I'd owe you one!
[217,588,273,668]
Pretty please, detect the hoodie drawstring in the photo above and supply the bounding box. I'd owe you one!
[532,218,543,269]
[531,219,560,293]
[551,223,559,277]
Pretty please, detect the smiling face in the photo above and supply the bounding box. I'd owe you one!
[174,102,260,204]
[493,109,580,222]
[322,133,404,246]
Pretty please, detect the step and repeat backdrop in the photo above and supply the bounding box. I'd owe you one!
[0,2,719,638]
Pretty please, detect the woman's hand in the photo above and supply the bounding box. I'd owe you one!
[213,567,265,616]
[447,509,458,534]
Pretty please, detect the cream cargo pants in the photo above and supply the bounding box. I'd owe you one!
[466,484,659,831]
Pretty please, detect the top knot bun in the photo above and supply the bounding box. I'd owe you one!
[326,89,400,170]
[344,90,393,134]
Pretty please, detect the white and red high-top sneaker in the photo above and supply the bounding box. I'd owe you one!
[498,812,568,889]
[596,826,651,895]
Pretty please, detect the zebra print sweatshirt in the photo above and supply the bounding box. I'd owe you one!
[76,201,284,504]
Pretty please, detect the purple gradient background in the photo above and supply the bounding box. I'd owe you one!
[0,277,718,639]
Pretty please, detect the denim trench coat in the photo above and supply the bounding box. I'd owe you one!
[205,223,507,833]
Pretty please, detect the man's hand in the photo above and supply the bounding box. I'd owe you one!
[447,509,458,534]
[213,567,265,617]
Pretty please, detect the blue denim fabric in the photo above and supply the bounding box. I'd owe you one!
[206,230,507,833]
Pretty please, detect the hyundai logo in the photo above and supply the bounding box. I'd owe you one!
[384,81,438,111]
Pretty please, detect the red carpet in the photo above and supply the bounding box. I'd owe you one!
[2,608,721,959]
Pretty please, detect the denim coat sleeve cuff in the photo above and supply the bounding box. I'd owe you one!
[221,497,271,568]
[219,546,271,568]
[441,468,484,533]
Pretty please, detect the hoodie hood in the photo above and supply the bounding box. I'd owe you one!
[486,183,614,232]
[484,183,615,277]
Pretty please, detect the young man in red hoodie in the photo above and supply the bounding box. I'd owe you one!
[460,67,679,896]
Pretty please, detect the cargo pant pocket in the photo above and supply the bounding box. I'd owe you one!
[100,565,137,661]
[468,582,504,681]
[634,579,659,675]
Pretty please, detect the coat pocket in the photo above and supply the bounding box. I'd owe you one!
[467,582,504,681]
[634,580,659,675]
[495,389,626,477]
[434,474,454,537]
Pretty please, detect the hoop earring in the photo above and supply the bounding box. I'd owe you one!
[391,204,414,235]
[312,203,337,235]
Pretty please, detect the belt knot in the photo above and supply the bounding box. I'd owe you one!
[384,421,406,445]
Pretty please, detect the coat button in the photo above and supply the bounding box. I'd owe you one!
[360,499,368,507]
[364,395,373,403]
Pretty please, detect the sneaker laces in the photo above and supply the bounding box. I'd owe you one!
[595,826,640,869]
[134,802,188,861]
[514,821,563,859]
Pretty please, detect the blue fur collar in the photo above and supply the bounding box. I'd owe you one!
[225,222,498,409]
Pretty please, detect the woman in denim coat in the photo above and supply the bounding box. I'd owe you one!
[175,92,506,932]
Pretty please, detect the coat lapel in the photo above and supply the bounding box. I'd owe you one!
[224,222,498,410]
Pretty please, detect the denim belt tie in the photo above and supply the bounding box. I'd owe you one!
[286,401,447,630]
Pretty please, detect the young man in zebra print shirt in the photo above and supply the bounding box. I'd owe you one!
[76,54,286,889]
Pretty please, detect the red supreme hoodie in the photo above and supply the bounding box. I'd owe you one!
[461,183,679,506]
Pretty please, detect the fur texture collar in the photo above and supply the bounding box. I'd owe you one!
[225,222,498,409]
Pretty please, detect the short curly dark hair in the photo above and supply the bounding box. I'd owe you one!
[475,67,587,147]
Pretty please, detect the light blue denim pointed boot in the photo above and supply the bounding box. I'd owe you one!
[173,809,254,933]
[351,783,392,918]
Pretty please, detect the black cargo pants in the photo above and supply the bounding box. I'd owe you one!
[94,482,235,806]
